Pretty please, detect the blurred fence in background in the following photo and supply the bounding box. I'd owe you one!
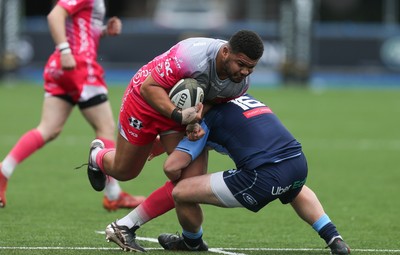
[1,0,400,87]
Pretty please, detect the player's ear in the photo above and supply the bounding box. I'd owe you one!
[221,45,230,59]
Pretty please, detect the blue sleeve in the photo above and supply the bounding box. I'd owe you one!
[175,121,210,161]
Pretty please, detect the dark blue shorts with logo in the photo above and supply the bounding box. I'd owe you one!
[223,153,308,212]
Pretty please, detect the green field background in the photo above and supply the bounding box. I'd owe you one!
[0,81,399,255]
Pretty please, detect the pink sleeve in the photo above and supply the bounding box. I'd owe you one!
[57,0,88,15]
[151,45,189,91]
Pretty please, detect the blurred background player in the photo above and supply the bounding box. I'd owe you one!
[0,0,145,210]
[103,94,350,255]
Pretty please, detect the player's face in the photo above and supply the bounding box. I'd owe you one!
[223,52,259,83]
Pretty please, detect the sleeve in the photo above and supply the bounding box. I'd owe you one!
[151,44,186,91]
[175,121,210,161]
[58,0,88,15]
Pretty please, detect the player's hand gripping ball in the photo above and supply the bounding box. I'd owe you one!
[169,78,205,109]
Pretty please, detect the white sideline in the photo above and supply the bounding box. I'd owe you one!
[1,246,400,253]
[0,232,399,254]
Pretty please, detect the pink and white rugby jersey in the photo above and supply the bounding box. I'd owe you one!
[57,0,105,58]
[130,37,250,103]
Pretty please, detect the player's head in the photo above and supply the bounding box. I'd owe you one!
[219,30,264,83]
[228,30,264,61]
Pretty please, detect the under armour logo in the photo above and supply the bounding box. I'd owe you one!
[129,117,143,130]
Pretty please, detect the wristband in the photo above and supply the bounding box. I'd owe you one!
[58,42,71,54]
[60,48,72,55]
[171,107,182,124]
[57,42,70,51]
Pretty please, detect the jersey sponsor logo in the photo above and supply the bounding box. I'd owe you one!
[227,169,237,174]
[243,107,272,118]
[271,184,292,196]
[155,58,174,78]
[132,68,151,85]
[128,130,138,138]
[129,116,143,130]
[165,58,173,76]
[242,193,258,206]
[155,63,164,77]
[292,178,307,189]
[172,56,182,69]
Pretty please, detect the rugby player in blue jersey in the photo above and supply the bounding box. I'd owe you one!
[104,94,351,254]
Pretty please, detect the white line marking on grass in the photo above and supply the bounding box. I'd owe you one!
[209,248,248,255]
[92,232,400,254]
[221,247,400,253]
[1,246,400,253]
[96,231,245,254]
[0,247,161,250]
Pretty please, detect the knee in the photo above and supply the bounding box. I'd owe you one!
[163,157,185,182]
[40,128,62,142]
[171,185,182,203]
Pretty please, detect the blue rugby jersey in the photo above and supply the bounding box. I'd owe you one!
[176,94,302,170]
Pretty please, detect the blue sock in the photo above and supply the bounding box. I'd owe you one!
[182,227,203,248]
[313,214,340,244]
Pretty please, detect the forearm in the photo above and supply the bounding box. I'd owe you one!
[140,75,176,118]
[47,5,69,47]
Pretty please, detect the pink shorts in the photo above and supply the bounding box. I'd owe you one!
[43,53,107,103]
[118,85,185,145]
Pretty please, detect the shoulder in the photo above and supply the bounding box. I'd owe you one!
[57,0,92,14]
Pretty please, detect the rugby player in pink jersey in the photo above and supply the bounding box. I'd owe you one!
[0,0,145,211]
[85,30,264,238]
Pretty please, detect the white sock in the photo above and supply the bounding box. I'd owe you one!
[90,147,102,169]
[1,156,17,179]
[104,177,122,200]
[116,208,146,228]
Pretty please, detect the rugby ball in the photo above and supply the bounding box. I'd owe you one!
[169,78,205,109]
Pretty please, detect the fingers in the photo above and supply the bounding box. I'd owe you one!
[186,122,205,141]
[186,123,199,133]
[60,54,76,70]
[107,16,122,36]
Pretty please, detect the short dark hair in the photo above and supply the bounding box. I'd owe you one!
[228,30,264,60]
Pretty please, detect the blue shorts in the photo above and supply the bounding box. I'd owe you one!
[211,153,308,212]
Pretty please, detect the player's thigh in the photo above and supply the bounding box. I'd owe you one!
[159,131,185,154]
[173,174,222,206]
[37,96,74,139]
[81,101,115,138]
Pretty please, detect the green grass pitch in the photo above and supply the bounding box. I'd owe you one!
[0,81,399,255]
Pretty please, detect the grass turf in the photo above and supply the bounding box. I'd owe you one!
[0,81,399,254]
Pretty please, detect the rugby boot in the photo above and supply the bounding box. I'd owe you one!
[87,139,106,191]
[327,236,351,254]
[103,192,146,211]
[105,221,146,252]
[158,233,208,251]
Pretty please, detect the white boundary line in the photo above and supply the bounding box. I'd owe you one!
[3,233,398,254]
[0,246,399,253]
